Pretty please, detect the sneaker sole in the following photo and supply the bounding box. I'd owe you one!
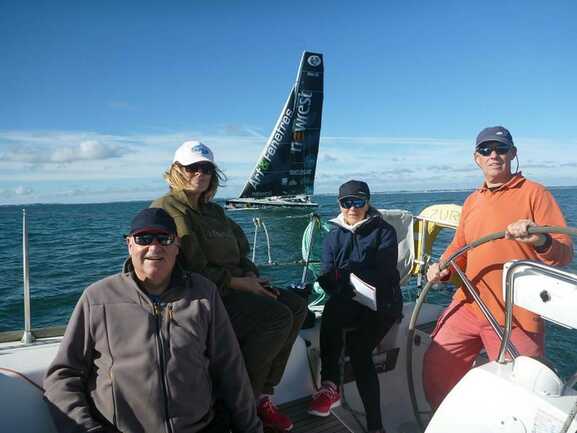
[308,399,341,417]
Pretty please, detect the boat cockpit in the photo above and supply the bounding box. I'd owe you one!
[2,209,577,433]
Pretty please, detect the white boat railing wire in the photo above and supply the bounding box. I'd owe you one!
[251,217,274,265]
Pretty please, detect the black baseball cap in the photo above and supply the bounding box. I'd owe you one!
[129,208,177,236]
[338,180,370,200]
[475,126,514,148]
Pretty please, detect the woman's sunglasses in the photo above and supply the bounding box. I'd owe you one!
[130,233,176,246]
[476,142,512,157]
[339,198,367,209]
[183,162,214,175]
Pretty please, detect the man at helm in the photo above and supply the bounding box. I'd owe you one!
[424,126,573,409]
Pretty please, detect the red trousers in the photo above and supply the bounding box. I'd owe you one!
[423,300,544,409]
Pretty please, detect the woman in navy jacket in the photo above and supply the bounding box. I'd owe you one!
[308,180,402,433]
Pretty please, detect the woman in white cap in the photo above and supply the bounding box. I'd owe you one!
[308,180,403,433]
[152,140,306,432]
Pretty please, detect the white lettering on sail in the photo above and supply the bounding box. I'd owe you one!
[291,90,312,153]
[289,169,312,175]
[248,167,264,189]
[247,107,293,189]
[293,90,312,133]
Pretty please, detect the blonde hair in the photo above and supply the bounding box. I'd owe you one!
[163,162,226,203]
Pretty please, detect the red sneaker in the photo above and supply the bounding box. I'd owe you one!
[257,396,294,431]
[308,383,341,417]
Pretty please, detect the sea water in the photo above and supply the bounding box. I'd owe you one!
[1,189,577,376]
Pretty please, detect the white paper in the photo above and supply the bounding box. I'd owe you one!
[350,272,377,311]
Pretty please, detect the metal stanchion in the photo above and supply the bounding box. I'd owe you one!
[21,209,34,344]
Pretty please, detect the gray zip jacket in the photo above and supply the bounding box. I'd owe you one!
[43,262,262,433]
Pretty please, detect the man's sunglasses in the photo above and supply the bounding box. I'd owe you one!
[183,162,214,175]
[339,198,367,209]
[476,142,512,157]
[129,233,176,246]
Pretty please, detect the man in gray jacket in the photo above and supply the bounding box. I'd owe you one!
[44,207,263,433]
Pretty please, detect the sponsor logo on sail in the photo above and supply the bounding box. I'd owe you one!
[291,90,312,153]
[257,159,271,171]
[247,107,294,189]
[289,169,312,175]
[307,55,322,67]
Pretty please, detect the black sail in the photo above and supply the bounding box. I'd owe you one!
[238,51,323,200]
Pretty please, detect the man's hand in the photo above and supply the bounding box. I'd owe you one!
[505,219,547,247]
[426,262,451,284]
[230,276,279,299]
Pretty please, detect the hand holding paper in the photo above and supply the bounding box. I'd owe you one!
[350,272,377,311]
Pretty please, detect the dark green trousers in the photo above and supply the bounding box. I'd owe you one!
[223,288,307,397]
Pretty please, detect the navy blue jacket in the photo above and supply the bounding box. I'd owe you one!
[319,208,402,315]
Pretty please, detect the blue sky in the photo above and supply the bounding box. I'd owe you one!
[1,0,577,204]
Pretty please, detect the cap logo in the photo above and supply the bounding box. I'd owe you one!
[192,144,210,155]
[496,131,503,135]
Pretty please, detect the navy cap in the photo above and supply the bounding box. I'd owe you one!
[475,126,514,148]
[338,180,370,200]
[129,208,177,236]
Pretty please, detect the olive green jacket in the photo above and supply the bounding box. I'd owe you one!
[151,190,259,296]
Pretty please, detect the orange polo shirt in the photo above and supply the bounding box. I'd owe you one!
[442,174,573,333]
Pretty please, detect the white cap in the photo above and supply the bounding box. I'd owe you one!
[173,140,215,166]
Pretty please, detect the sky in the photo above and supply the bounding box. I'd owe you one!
[1,0,577,205]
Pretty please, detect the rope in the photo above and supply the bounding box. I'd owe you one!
[252,217,273,264]
[261,219,273,265]
[300,215,332,307]
[251,218,259,263]
[0,367,44,392]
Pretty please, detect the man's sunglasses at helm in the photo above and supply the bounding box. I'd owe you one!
[339,198,367,209]
[183,162,214,175]
[128,233,177,246]
[476,142,512,157]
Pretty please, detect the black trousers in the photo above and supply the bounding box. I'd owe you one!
[320,296,397,431]
[201,401,231,433]
[224,288,307,397]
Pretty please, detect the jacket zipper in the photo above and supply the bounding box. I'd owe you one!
[154,302,174,433]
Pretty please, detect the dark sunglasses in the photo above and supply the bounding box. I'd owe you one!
[476,142,512,157]
[183,162,214,175]
[129,233,176,246]
[339,198,367,209]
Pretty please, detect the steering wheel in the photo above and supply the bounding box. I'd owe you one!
[405,225,577,432]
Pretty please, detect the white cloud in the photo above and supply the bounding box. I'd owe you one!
[0,140,128,164]
[0,132,129,163]
[0,185,34,198]
[320,153,339,163]
[14,185,33,195]
[1,129,576,204]
[221,124,266,138]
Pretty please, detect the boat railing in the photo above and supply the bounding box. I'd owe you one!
[4,206,460,346]
[0,326,66,344]
[21,209,34,344]
[500,256,577,363]
[0,209,70,345]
